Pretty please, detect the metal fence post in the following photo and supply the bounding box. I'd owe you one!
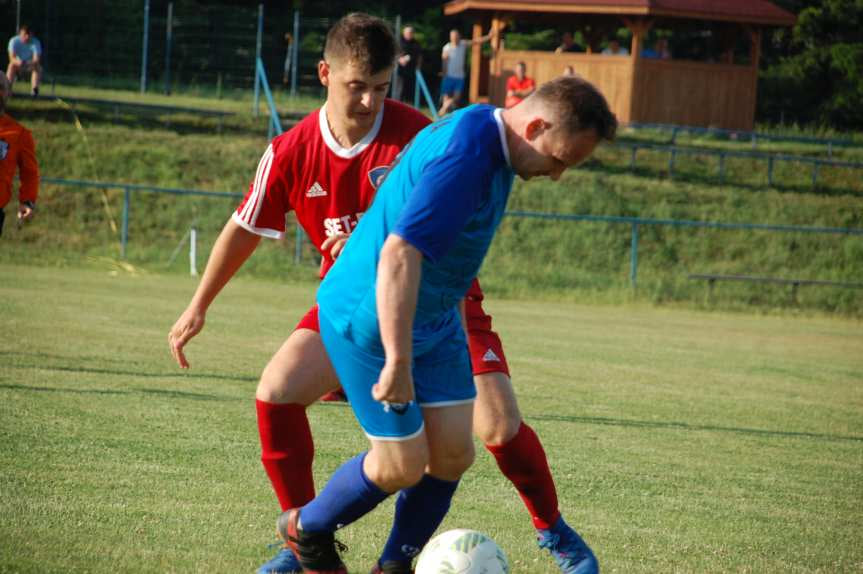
[164,3,173,95]
[294,225,303,264]
[812,162,820,188]
[629,146,637,170]
[391,15,401,98]
[630,223,639,289]
[718,152,726,184]
[767,156,774,186]
[189,226,198,276]
[121,187,131,259]
[291,11,300,97]
[140,0,150,94]
[253,4,264,116]
[668,149,676,179]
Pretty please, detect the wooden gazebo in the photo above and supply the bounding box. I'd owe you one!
[442,0,795,130]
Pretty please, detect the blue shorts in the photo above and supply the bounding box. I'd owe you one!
[319,314,476,441]
[441,76,465,97]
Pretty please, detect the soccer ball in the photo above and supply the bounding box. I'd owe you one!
[415,529,509,574]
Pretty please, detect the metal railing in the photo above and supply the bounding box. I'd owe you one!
[40,178,863,289]
[626,122,860,155]
[613,140,863,188]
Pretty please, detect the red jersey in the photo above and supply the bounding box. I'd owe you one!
[233,99,430,277]
[504,75,536,108]
[0,114,39,210]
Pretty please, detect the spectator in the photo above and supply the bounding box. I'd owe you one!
[394,26,423,104]
[504,61,535,108]
[554,32,583,54]
[601,38,629,56]
[438,28,491,117]
[6,25,42,97]
[0,74,39,237]
[642,37,671,60]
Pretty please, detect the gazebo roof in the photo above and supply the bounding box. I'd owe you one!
[443,0,796,26]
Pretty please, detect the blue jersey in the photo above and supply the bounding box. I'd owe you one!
[317,104,515,355]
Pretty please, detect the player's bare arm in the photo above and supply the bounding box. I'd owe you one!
[168,219,260,368]
[372,234,421,405]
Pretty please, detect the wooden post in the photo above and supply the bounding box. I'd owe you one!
[747,27,762,131]
[488,15,504,105]
[625,18,652,125]
[469,20,483,104]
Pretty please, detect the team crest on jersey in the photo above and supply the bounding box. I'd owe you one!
[0,139,8,160]
[368,166,390,189]
[306,181,327,198]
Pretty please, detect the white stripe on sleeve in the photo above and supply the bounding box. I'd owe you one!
[240,144,274,223]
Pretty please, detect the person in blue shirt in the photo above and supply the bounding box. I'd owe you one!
[277,76,617,574]
[6,25,42,97]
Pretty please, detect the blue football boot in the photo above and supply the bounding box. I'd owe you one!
[536,517,599,574]
[257,546,302,574]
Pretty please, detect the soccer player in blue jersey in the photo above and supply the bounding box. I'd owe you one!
[277,76,617,574]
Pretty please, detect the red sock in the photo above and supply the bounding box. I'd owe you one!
[485,421,560,530]
[256,399,316,511]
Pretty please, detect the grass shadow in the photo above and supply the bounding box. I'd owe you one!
[530,413,863,443]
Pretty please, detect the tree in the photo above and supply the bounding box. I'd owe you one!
[759,0,863,129]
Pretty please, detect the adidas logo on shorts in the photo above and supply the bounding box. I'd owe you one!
[482,348,501,362]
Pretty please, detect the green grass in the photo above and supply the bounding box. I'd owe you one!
[2,91,862,316]
[1,264,861,573]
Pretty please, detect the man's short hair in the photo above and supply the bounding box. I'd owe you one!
[532,76,617,141]
[323,13,396,74]
[19,24,31,34]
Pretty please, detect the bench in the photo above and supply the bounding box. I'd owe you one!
[689,273,863,302]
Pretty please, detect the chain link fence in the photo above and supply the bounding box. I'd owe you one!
[1,1,414,98]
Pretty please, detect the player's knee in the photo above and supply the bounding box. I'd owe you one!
[255,364,298,403]
[428,441,475,480]
[366,446,429,492]
[477,412,521,446]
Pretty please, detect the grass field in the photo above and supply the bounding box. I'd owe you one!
[4,88,862,317]
[1,264,861,573]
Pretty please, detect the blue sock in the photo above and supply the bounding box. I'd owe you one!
[299,452,389,533]
[379,474,460,565]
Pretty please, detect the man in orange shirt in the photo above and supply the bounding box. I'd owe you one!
[0,74,38,236]
[505,61,536,108]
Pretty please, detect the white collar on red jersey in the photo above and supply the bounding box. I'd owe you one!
[318,101,385,159]
[493,108,511,167]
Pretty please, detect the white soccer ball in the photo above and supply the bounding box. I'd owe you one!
[415,529,509,574]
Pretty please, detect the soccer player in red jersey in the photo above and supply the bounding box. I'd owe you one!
[169,13,589,574]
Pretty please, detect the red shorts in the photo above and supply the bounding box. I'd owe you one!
[295,279,509,378]
[465,278,509,377]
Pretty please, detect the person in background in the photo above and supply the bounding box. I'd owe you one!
[601,38,629,56]
[504,61,535,108]
[394,26,423,104]
[0,74,39,236]
[642,37,671,60]
[554,32,583,54]
[6,25,42,97]
[438,28,492,117]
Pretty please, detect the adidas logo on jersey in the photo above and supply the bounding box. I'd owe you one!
[306,182,327,198]
[482,348,501,362]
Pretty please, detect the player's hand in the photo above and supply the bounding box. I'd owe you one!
[321,233,350,260]
[168,308,206,369]
[372,359,415,409]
